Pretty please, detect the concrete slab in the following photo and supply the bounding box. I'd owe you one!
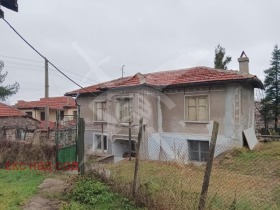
[243,127,258,150]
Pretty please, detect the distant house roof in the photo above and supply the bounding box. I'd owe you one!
[65,67,264,96]
[0,102,26,117]
[15,96,77,110]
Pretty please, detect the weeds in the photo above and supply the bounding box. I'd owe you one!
[62,176,143,210]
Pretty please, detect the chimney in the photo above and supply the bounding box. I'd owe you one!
[238,51,249,74]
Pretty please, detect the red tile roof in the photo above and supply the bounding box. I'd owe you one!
[15,96,77,110]
[0,102,26,117]
[66,66,264,96]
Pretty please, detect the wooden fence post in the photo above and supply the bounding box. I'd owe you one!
[132,117,143,198]
[198,121,219,210]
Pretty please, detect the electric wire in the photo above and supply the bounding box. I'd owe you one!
[2,58,97,82]
[1,17,97,96]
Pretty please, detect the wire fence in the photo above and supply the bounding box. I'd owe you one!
[86,121,280,210]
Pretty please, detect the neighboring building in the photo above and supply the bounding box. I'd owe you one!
[0,102,39,141]
[15,96,77,129]
[65,54,263,162]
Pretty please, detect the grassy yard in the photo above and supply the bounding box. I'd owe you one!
[0,169,46,210]
[104,141,280,210]
[61,176,144,210]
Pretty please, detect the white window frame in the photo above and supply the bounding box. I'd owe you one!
[188,140,209,162]
[94,101,107,122]
[184,95,210,123]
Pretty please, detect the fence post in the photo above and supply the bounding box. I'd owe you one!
[55,111,59,167]
[198,121,219,210]
[129,121,132,161]
[78,118,85,175]
[132,117,143,198]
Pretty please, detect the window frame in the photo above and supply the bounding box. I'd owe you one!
[60,110,65,120]
[40,111,45,121]
[188,140,209,162]
[93,101,107,122]
[117,97,133,123]
[16,129,25,141]
[95,134,108,151]
[25,111,32,117]
[184,94,210,123]
[73,111,77,120]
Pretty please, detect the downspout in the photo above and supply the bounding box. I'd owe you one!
[157,94,163,133]
[157,94,163,160]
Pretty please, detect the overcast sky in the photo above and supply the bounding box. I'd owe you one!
[0,0,279,104]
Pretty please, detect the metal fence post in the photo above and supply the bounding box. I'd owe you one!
[78,117,85,175]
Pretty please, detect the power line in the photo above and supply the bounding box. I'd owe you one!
[0,54,41,63]
[2,58,97,83]
[1,17,97,96]
[5,65,96,83]
[4,60,44,68]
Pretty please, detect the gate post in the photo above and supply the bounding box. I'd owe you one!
[78,118,85,175]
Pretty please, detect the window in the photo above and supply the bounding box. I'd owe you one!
[119,98,133,123]
[96,135,107,150]
[73,111,77,120]
[131,140,136,152]
[60,111,65,120]
[16,129,25,140]
[185,96,209,121]
[40,112,45,121]
[188,140,209,162]
[26,111,32,117]
[95,102,106,121]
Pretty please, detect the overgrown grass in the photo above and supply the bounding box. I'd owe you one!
[101,141,280,210]
[0,169,46,210]
[219,141,280,177]
[61,176,144,210]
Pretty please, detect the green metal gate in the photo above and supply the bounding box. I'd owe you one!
[55,113,78,167]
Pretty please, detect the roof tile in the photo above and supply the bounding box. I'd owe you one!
[15,96,76,110]
[0,102,26,117]
[66,66,263,95]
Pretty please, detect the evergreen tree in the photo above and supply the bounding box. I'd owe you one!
[214,44,232,70]
[262,45,280,132]
[0,60,19,101]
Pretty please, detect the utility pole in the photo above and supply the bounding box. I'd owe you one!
[121,65,125,78]
[45,58,49,98]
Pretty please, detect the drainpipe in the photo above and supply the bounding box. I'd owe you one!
[157,95,163,133]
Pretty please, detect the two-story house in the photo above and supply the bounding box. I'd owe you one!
[65,54,263,162]
[15,96,77,129]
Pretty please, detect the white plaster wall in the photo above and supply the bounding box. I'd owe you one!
[147,132,234,163]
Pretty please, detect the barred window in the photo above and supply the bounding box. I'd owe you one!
[188,140,209,162]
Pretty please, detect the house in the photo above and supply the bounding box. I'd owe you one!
[15,96,77,129]
[0,102,39,141]
[65,54,263,162]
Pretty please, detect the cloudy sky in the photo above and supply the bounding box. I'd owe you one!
[0,0,279,104]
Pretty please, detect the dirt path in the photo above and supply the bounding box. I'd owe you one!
[22,178,73,210]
